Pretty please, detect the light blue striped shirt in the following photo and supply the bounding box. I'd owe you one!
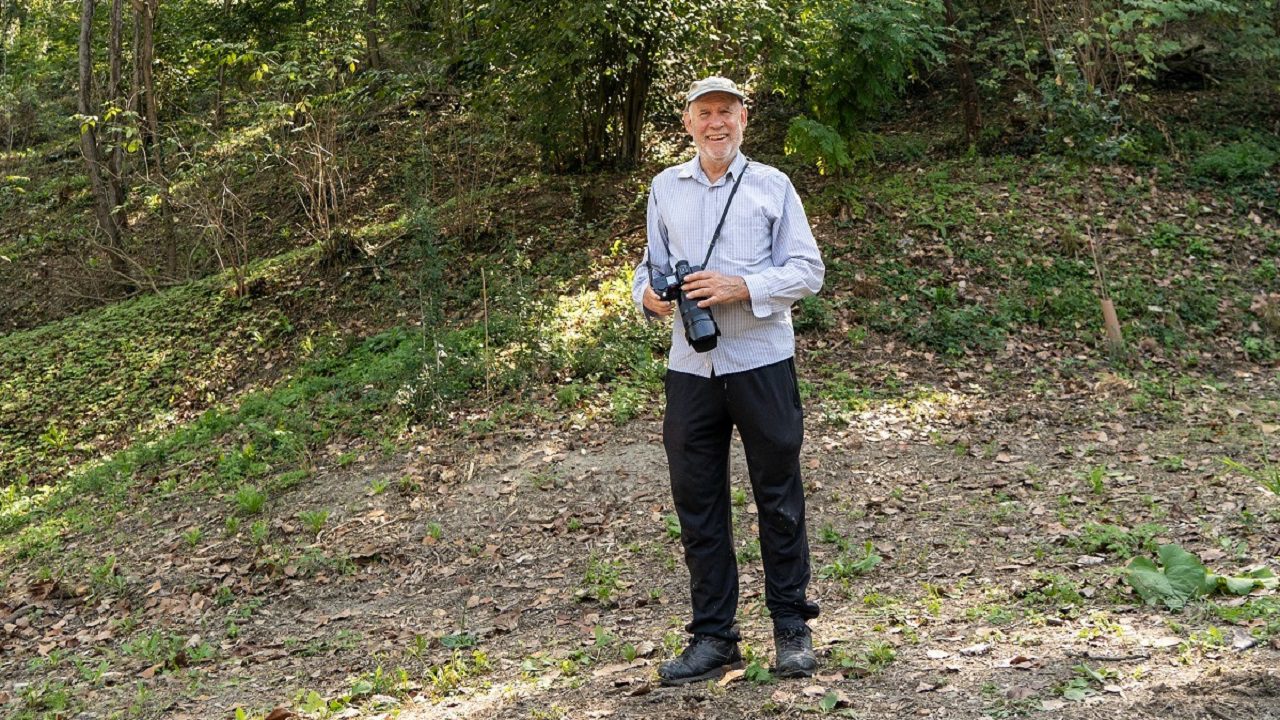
[632,152,824,377]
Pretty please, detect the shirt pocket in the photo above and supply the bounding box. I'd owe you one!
[723,208,773,268]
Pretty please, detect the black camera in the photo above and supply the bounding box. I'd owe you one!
[651,260,720,353]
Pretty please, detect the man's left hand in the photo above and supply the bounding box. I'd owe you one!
[682,270,749,308]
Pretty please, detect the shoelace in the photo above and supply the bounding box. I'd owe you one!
[775,627,809,643]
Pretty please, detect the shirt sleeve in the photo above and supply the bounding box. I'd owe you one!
[632,185,672,318]
[742,176,825,318]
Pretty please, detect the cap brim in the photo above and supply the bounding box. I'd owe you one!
[686,89,746,105]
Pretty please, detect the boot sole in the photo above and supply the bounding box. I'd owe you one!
[659,660,745,686]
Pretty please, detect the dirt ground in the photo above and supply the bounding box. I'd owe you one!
[3,352,1280,720]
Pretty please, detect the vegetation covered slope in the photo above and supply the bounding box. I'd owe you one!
[2,0,1280,717]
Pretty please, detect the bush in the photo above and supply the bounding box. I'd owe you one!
[1191,141,1279,182]
[794,295,836,334]
[768,0,948,136]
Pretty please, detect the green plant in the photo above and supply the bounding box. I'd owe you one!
[819,540,881,581]
[369,477,390,495]
[582,554,622,604]
[249,520,270,546]
[90,555,127,595]
[771,0,947,138]
[1084,465,1107,494]
[182,527,203,548]
[1071,522,1165,559]
[234,485,266,515]
[744,658,774,684]
[1126,544,1278,611]
[793,295,836,335]
[785,117,857,176]
[1222,456,1280,497]
[663,513,681,540]
[830,640,896,674]
[426,521,443,540]
[298,509,330,535]
[1192,141,1279,182]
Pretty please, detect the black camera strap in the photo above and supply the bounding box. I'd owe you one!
[700,159,749,269]
[646,158,750,282]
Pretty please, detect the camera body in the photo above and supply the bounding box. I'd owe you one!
[652,260,720,353]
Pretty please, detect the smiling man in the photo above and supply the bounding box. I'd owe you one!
[632,76,825,685]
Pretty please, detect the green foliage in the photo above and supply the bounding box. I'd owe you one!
[830,640,896,674]
[819,540,881,581]
[1221,456,1280,497]
[664,512,681,540]
[297,509,330,535]
[770,0,948,137]
[1126,544,1278,611]
[793,295,836,335]
[581,554,623,604]
[1191,141,1279,182]
[1071,522,1165,559]
[234,486,267,516]
[474,0,720,170]
[1020,57,1145,162]
[743,658,774,684]
[785,117,859,176]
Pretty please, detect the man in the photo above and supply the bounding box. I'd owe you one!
[631,76,825,685]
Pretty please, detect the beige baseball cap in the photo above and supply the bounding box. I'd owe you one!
[685,76,747,105]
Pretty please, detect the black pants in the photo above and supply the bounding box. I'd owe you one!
[663,357,819,641]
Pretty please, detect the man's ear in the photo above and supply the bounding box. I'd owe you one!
[681,109,693,135]
[740,104,749,128]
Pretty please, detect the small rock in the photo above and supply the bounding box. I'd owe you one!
[1232,629,1257,651]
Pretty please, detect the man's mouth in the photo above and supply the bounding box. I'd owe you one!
[707,134,729,142]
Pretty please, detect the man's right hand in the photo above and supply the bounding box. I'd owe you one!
[642,285,675,317]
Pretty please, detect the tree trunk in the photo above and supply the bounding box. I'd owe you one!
[130,0,142,118]
[78,0,128,281]
[942,0,982,146]
[364,0,383,70]
[107,0,128,218]
[136,0,178,275]
[213,0,230,129]
[620,46,652,167]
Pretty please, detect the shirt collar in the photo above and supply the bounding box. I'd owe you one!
[678,151,747,186]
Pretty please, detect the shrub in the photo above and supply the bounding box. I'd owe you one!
[1191,141,1279,182]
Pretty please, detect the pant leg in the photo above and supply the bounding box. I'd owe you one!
[663,369,739,641]
[725,358,819,629]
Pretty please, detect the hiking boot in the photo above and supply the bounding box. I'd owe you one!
[773,625,817,678]
[658,635,743,686]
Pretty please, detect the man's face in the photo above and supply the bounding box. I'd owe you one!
[683,92,748,163]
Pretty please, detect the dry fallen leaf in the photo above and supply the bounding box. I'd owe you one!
[960,643,991,656]
[801,685,827,698]
[1006,686,1036,701]
[915,680,944,693]
[926,649,951,660]
[264,709,296,720]
[718,668,746,687]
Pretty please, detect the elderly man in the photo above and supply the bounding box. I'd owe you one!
[632,76,825,685]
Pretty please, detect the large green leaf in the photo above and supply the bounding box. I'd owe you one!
[1126,544,1213,610]
[1127,545,1278,610]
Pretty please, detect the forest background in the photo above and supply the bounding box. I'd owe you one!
[2,1,1280,718]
